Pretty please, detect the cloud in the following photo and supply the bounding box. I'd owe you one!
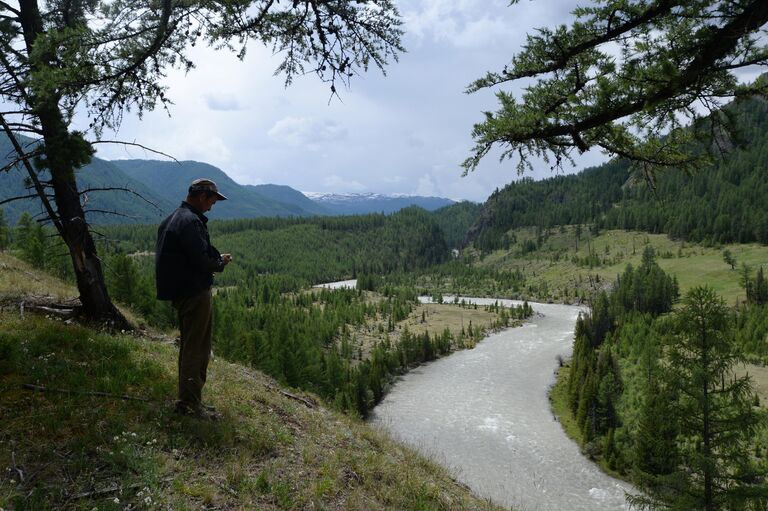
[204,93,243,111]
[406,133,425,148]
[415,173,439,196]
[323,174,367,192]
[166,131,232,167]
[267,116,348,149]
[403,0,516,48]
[453,16,510,49]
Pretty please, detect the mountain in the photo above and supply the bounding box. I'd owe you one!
[1,133,457,224]
[467,96,768,251]
[0,136,174,225]
[111,160,321,220]
[243,184,331,216]
[430,201,484,249]
[304,192,455,215]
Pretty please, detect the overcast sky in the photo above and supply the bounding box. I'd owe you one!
[84,1,620,202]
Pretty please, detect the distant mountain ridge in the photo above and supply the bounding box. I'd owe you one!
[304,192,455,215]
[110,159,323,220]
[0,136,458,223]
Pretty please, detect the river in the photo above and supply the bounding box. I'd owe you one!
[369,296,633,511]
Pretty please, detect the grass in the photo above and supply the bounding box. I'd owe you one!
[350,300,521,361]
[547,365,580,445]
[737,364,768,407]
[476,227,768,305]
[0,313,508,510]
[0,255,508,511]
[0,252,77,303]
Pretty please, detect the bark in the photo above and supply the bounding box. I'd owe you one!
[17,0,131,329]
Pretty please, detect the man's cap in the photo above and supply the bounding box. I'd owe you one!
[188,178,228,200]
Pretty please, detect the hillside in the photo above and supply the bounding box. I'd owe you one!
[0,253,505,510]
[245,184,331,216]
[468,96,768,250]
[0,135,174,225]
[473,227,768,305]
[111,159,320,219]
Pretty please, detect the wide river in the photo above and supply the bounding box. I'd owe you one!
[369,296,633,511]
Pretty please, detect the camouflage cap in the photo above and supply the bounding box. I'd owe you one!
[188,178,228,200]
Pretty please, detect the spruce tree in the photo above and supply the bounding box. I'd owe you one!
[628,286,768,510]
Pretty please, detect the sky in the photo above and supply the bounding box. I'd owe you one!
[83,0,619,202]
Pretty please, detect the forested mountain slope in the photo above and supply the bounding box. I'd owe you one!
[0,135,174,225]
[468,97,768,250]
[112,159,320,219]
[431,201,484,249]
[102,206,450,284]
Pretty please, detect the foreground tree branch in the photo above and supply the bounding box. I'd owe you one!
[464,0,768,176]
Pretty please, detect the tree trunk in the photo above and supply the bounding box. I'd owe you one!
[18,0,131,330]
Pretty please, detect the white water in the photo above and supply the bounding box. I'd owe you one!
[369,296,633,511]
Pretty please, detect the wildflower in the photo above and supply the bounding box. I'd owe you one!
[113,497,120,504]
[144,496,152,505]
[9,479,15,484]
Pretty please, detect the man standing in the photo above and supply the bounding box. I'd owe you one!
[156,178,232,418]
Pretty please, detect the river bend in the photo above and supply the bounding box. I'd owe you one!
[369,297,632,511]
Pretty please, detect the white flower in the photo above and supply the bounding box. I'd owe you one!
[113,497,120,504]
[144,496,152,505]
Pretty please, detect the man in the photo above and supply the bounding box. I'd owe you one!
[155,178,232,418]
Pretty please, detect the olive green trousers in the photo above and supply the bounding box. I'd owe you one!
[172,288,213,409]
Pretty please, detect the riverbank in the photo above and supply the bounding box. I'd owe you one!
[549,363,627,481]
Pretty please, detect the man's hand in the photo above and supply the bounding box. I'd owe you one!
[222,253,233,265]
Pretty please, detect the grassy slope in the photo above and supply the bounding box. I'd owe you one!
[0,255,505,511]
[476,227,768,304]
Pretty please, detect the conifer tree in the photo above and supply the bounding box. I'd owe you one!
[629,286,768,510]
[0,208,9,252]
[16,212,46,268]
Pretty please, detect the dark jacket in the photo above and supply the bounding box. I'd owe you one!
[155,202,225,300]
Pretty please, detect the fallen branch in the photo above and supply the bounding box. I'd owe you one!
[23,304,77,318]
[266,384,316,408]
[21,383,152,402]
[71,477,174,500]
